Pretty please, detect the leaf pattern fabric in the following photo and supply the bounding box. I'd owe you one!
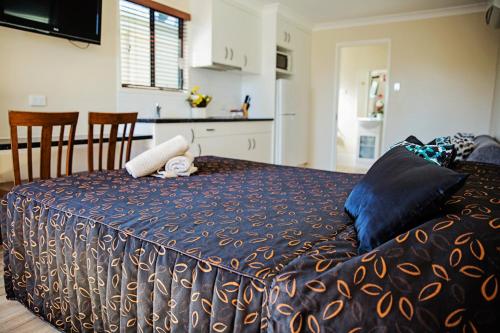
[1,157,498,332]
[268,161,499,333]
[1,157,361,332]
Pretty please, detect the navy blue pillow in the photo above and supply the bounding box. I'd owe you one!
[345,146,468,253]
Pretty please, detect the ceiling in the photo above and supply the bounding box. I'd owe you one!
[259,0,487,24]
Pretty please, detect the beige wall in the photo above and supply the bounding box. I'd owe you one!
[310,13,500,170]
[0,0,189,140]
[0,0,188,182]
[0,0,118,138]
[491,46,500,139]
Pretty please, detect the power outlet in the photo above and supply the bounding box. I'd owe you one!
[29,95,47,107]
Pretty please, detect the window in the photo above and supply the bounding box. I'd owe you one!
[119,0,190,91]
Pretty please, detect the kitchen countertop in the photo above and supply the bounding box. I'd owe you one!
[0,134,153,151]
[137,117,274,123]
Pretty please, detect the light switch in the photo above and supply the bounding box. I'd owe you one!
[29,95,47,107]
[393,83,401,92]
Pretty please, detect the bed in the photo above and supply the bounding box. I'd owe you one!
[1,156,498,332]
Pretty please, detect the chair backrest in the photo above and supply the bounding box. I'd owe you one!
[88,112,138,171]
[9,111,79,186]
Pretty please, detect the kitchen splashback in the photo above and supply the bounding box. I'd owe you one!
[118,68,243,119]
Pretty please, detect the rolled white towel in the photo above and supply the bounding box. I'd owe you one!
[165,151,194,174]
[153,152,198,178]
[125,135,189,178]
[154,165,198,178]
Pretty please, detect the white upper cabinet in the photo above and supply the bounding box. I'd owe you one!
[277,16,297,50]
[190,0,261,74]
[239,9,261,74]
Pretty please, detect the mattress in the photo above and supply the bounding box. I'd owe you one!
[1,157,362,332]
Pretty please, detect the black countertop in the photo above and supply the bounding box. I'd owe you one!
[0,134,153,151]
[137,117,274,123]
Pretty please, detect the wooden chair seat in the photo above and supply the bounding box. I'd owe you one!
[88,112,138,171]
[9,111,79,186]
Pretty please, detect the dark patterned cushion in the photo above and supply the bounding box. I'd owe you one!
[452,133,475,160]
[345,146,468,253]
[429,133,475,161]
[391,137,455,167]
[404,143,455,166]
[433,136,452,145]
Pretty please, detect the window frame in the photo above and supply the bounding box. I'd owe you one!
[119,0,191,92]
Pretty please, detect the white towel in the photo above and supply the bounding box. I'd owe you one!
[166,151,194,173]
[125,135,189,178]
[153,152,198,178]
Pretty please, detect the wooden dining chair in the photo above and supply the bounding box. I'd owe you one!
[9,111,79,186]
[88,112,138,171]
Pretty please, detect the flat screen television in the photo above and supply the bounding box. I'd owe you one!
[0,0,102,44]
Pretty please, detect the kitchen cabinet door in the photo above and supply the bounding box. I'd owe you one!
[212,0,236,66]
[195,135,245,159]
[212,0,243,68]
[194,132,271,163]
[239,9,261,74]
[152,124,196,155]
[249,132,272,163]
[277,17,296,50]
[191,0,260,71]
[153,124,194,145]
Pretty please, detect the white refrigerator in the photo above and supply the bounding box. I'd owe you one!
[275,79,308,166]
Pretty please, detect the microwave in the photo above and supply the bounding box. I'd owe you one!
[276,51,292,74]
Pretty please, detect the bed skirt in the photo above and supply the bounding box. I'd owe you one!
[1,193,268,332]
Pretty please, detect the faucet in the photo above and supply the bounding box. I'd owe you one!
[155,103,162,118]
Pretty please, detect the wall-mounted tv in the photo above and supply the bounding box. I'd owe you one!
[0,0,102,44]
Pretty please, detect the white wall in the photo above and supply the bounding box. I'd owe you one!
[336,44,388,168]
[0,0,250,182]
[310,13,500,170]
[491,46,500,140]
[0,0,206,140]
[0,0,119,138]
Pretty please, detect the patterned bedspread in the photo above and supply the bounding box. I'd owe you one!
[269,161,500,333]
[1,157,498,332]
[1,157,362,332]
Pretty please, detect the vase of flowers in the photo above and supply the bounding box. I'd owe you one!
[187,86,212,119]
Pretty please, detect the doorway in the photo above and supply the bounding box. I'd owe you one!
[332,40,391,173]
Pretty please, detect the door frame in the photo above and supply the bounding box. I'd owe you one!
[330,38,392,171]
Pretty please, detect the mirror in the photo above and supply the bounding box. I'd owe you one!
[366,70,387,118]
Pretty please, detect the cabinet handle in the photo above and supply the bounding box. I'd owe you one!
[244,55,248,67]
[190,128,195,143]
[206,128,215,132]
[198,143,202,156]
[225,47,228,59]
[252,138,256,150]
[288,32,291,43]
[230,48,234,60]
[248,138,252,150]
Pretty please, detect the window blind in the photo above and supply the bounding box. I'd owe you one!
[120,0,187,90]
